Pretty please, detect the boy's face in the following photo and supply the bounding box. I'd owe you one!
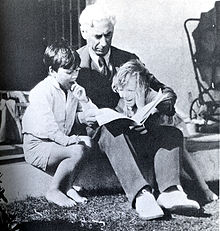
[54,67,80,90]
[118,75,137,108]
[86,19,114,57]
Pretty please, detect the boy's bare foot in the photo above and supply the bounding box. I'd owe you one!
[46,189,76,207]
[67,188,88,203]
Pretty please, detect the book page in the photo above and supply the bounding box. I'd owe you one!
[95,108,135,126]
[95,89,167,126]
[131,89,167,124]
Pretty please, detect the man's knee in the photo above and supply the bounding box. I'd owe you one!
[159,126,184,149]
[170,127,184,146]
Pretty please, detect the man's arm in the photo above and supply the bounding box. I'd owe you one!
[72,83,99,127]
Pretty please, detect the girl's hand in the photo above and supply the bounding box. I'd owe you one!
[135,80,145,109]
[71,83,89,103]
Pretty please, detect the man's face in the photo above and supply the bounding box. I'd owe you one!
[118,75,137,108]
[86,20,114,56]
[54,66,80,90]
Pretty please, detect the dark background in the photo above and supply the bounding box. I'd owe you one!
[0,0,85,91]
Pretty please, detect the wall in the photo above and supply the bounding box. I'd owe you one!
[98,0,217,114]
[0,0,85,91]
[0,0,47,90]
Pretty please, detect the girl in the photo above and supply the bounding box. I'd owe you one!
[112,59,217,206]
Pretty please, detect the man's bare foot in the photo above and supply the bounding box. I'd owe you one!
[67,188,87,203]
[46,189,76,207]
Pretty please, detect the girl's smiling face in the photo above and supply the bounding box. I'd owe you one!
[118,74,137,107]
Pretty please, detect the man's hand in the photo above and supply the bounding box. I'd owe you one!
[67,135,81,145]
[67,135,93,148]
[78,108,98,126]
[156,99,175,116]
[78,136,93,148]
[71,83,88,103]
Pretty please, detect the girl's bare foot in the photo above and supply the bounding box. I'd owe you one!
[46,189,76,207]
[67,188,87,203]
[203,189,218,204]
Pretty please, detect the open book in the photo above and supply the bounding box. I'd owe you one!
[95,89,167,135]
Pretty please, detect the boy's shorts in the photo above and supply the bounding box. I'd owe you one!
[23,133,53,171]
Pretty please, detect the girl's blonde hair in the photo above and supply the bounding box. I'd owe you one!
[112,59,152,93]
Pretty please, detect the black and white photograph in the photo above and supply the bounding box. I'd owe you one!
[0,0,219,230]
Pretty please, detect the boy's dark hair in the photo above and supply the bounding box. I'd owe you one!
[43,39,81,72]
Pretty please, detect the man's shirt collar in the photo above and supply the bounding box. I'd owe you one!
[89,48,111,69]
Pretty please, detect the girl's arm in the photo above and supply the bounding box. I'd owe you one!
[147,72,177,116]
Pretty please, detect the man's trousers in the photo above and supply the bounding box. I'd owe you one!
[94,125,182,206]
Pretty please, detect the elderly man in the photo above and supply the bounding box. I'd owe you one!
[76,3,200,220]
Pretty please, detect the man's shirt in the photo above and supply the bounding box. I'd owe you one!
[89,48,111,71]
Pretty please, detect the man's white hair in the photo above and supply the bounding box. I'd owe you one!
[79,2,116,31]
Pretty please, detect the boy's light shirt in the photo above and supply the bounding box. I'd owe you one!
[22,75,95,146]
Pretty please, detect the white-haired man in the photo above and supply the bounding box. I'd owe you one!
[76,3,201,220]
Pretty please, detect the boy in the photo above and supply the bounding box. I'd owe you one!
[22,40,96,207]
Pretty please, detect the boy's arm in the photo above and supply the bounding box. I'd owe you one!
[23,88,79,146]
[75,98,98,126]
[71,82,98,126]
